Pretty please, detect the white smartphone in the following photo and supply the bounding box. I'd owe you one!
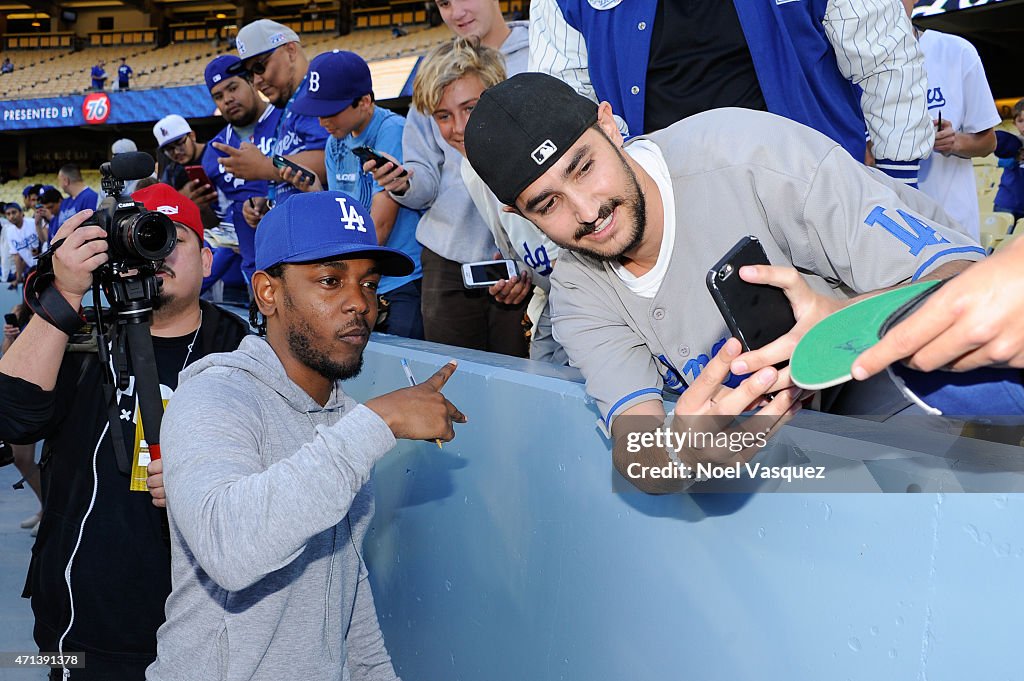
[461,259,519,289]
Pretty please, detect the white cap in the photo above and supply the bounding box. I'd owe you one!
[153,114,192,149]
[111,138,137,155]
[235,19,299,60]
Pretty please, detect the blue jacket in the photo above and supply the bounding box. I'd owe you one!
[555,0,866,161]
[202,103,281,281]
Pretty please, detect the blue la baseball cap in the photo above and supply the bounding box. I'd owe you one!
[291,50,372,118]
[205,55,242,91]
[255,190,414,275]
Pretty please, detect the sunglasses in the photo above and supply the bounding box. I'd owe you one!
[247,49,277,76]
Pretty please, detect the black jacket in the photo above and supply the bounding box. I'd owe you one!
[1,300,248,666]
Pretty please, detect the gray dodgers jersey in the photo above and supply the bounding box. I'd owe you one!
[549,108,986,432]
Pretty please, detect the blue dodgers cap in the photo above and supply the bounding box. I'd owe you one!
[255,190,414,275]
[205,55,242,91]
[291,50,372,118]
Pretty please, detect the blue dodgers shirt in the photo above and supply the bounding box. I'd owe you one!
[53,188,100,241]
[118,64,132,85]
[270,75,329,204]
[91,65,106,89]
[202,104,282,283]
[326,106,422,295]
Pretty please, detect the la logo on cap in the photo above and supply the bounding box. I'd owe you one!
[160,127,168,136]
[531,139,557,165]
[156,205,179,215]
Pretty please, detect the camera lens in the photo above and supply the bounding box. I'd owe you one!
[121,211,176,261]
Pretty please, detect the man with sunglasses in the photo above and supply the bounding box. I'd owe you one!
[218,19,328,224]
[153,114,207,191]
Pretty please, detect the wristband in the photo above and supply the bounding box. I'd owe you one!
[23,268,86,336]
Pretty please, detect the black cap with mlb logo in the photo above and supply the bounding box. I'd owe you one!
[465,72,598,207]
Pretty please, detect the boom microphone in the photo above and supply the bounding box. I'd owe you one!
[107,151,156,181]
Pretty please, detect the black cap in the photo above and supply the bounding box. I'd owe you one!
[465,72,598,207]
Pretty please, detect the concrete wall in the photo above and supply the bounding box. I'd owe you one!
[73,8,150,36]
[346,336,1024,680]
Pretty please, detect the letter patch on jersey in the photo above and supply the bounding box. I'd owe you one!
[864,206,948,256]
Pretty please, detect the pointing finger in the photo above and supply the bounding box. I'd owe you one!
[423,360,458,391]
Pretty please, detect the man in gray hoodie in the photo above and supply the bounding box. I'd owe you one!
[372,0,530,356]
[149,190,466,680]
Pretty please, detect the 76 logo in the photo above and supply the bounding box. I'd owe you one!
[82,92,111,124]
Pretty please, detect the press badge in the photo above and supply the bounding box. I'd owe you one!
[129,388,173,492]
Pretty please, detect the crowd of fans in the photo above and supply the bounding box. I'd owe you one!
[0,0,1023,679]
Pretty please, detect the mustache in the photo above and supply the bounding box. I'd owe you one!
[574,200,620,240]
[337,319,371,337]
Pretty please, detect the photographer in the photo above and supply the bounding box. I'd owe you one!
[0,183,248,680]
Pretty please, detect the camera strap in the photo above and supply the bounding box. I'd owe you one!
[23,246,87,337]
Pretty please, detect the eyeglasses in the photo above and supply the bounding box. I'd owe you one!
[163,136,191,154]
[247,49,277,76]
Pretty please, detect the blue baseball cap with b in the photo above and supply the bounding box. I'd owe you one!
[255,190,414,275]
[291,50,372,118]
[205,55,242,91]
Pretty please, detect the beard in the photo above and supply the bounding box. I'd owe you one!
[226,105,258,127]
[557,143,646,262]
[285,313,366,383]
[152,269,188,318]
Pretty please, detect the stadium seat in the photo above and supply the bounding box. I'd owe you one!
[980,211,1016,252]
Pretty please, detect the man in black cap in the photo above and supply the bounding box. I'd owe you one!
[464,72,983,492]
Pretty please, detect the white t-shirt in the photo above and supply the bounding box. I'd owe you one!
[917,30,1001,241]
[611,139,675,298]
[6,221,41,268]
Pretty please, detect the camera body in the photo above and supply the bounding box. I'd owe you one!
[78,152,176,311]
[82,158,176,274]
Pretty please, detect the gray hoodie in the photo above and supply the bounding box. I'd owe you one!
[147,336,400,681]
[394,21,531,263]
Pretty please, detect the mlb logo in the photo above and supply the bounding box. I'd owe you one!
[270,32,285,45]
[212,74,222,84]
[531,139,557,165]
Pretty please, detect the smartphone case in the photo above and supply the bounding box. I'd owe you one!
[705,236,796,352]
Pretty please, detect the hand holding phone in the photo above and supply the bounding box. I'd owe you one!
[185,164,212,188]
[461,259,519,289]
[4,313,18,327]
[272,155,317,186]
[706,236,796,355]
[352,146,408,178]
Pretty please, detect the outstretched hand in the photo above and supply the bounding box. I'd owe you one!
[853,239,1024,377]
[671,338,803,468]
[728,265,843,392]
[366,360,467,442]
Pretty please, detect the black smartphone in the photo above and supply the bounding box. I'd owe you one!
[706,235,796,354]
[272,155,316,185]
[4,313,18,327]
[352,146,408,178]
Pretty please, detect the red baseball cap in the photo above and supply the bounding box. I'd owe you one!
[131,183,203,242]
